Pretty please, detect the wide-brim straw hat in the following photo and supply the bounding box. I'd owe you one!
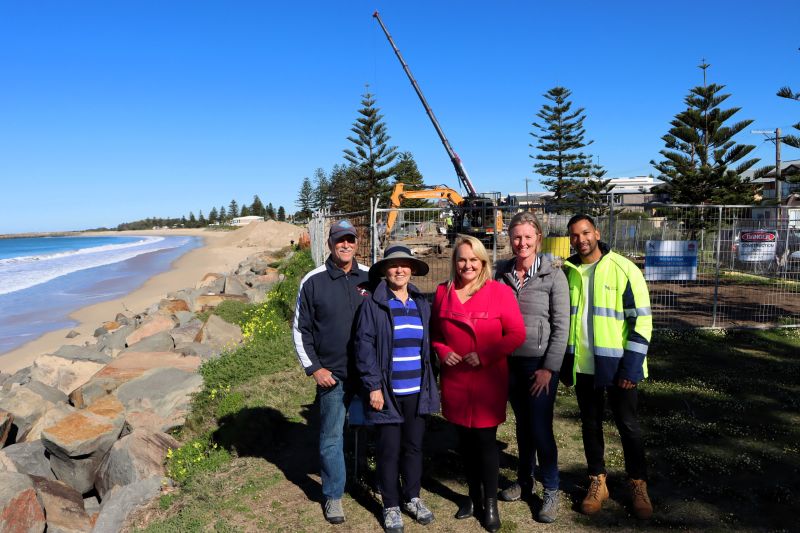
[369,245,429,282]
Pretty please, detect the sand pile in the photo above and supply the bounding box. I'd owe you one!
[218,220,306,250]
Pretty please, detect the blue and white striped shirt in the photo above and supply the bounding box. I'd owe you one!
[388,291,424,396]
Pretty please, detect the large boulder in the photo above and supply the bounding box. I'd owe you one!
[70,351,201,409]
[245,286,269,304]
[124,315,176,347]
[169,320,203,345]
[195,272,225,292]
[26,403,76,443]
[51,345,110,364]
[157,298,190,315]
[120,331,175,354]
[30,475,93,533]
[173,342,217,360]
[0,387,54,443]
[91,475,162,533]
[0,410,11,448]
[96,324,135,355]
[222,275,247,296]
[116,368,203,432]
[0,472,46,533]
[30,354,106,395]
[0,440,55,480]
[23,381,67,405]
[95,429,178,499]
[194,314,243,352]
[1,366,31,392]
[41,396,126,494]
[192,293,248,312]
[251,268,281,286]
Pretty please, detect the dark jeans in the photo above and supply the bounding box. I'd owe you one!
[456,425,499,500]
[575,373,648,480]
[508,357,560,490]
[377,393,425,508]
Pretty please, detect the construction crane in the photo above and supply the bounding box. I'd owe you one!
[373,11,503,244]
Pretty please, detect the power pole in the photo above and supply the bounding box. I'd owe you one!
[752,128,783,207]
[776,128,782,206]
[524,177,532,208]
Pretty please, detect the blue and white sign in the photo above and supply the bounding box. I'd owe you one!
[645,240,698,281]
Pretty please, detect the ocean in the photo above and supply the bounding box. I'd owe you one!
[0,235,201,356]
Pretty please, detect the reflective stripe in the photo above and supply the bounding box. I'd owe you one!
[593,306,625,320]
[625,341,649,355]
[594,346,624,358]
[570,305,579,315]
[624,307,652,318]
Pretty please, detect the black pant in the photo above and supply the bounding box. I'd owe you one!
[508,357,560,490]
[575,373,648,480]
[377,393,425,507]
[456,425,499,500]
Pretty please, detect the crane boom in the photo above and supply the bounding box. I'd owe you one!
[372,11,478,197]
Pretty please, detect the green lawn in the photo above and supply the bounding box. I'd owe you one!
[128,251,800,533]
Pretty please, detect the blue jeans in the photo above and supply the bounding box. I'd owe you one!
[317,381,349,500]
[508,357,560,490]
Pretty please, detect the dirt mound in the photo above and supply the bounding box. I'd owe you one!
[219,220,306,250]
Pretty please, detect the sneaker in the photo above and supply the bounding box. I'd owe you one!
[499,480,532,502]
[403,497,434,525]
[580,474,609,515]
[629,479,653,520]
[323,498,345,524]
[538,488,559,523]
[382,506,404,533]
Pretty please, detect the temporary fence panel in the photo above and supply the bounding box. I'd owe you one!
[310,202,800,329]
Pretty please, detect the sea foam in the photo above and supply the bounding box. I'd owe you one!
[0,236,182,295]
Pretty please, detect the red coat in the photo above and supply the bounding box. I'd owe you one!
[431,280,526,428]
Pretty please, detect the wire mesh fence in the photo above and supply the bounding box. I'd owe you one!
[312,202,800,329]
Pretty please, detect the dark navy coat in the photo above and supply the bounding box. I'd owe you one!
[354,280,440,424]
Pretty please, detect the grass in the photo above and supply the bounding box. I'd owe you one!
[128,253,800,532]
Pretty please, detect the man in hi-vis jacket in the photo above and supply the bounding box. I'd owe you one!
[562,214,653,520]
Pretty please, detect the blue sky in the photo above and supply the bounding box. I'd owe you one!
[2,1,799,233]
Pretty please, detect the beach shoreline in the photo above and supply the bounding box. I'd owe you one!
[0,227,260,374]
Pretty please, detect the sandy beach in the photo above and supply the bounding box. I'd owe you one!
[0,223,304,374]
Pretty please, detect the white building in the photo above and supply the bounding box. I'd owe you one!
[231,216,265,226]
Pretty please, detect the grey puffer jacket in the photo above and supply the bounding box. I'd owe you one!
[495,254,570,372]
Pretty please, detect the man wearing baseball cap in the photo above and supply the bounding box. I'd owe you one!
[293,219,371,524]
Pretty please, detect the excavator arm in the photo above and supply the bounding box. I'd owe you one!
[385,183,464,236]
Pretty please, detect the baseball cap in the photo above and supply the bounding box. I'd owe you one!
[329,219,358,242]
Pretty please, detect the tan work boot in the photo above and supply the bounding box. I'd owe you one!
[629,479,653,519]
[581,474,609,515]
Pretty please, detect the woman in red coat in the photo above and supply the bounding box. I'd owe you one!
[431,235,525,532]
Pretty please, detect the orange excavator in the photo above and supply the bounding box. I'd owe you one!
[374,11,504,245]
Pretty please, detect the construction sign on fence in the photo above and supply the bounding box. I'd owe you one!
[645,240,698,281]
[737,230,778,262]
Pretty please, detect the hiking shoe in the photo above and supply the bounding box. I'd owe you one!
[383,506,404,533]
[538,488,559,523]
[499,481,532,502]
[629,479,653,519]
[581,473,609,515]
[323,498,345,524]
[403,497,434,525]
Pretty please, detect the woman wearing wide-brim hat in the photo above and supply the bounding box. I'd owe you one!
[355,245,440,533]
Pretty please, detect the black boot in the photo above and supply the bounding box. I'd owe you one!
[455,497,473,519]
[483,497,500,533]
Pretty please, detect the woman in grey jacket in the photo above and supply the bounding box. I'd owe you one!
[494,212,569,523]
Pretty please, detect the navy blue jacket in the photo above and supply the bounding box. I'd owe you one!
[354,280,440,424]
[293,256,371,381]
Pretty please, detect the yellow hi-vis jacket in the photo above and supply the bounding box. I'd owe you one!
[561,243,652,387]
